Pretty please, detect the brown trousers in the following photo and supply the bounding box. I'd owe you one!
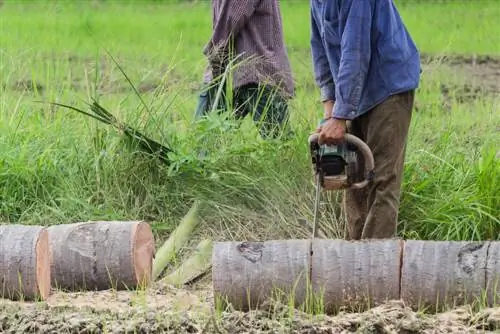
[344,90,415,240]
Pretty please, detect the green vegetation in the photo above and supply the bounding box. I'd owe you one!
[0,0,498,248]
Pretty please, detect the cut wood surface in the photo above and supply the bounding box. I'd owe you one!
[47,221,155,292]
[486,241,500,306]
[0,224,51,301]
[212,239,311,311]
[401,240,489,311]
[312,238,402,312]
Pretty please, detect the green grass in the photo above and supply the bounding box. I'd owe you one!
[0,0,499,246]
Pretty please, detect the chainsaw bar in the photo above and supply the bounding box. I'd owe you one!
[311,174,322,240]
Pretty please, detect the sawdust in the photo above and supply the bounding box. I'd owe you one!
[1,282,499,333]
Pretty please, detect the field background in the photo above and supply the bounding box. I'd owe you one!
[1,0,498,244]
[0,0,500,332]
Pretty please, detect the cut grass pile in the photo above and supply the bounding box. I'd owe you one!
[0,0,498,247]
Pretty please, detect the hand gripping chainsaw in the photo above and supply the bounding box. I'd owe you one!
[307,132,375,239]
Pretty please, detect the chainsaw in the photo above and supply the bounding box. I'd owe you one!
[307,132,375,239]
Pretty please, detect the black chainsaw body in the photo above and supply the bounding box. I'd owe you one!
[308,132,374,190]
[310,140,359,181]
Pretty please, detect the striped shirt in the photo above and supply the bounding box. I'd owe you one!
[202,0,295,98]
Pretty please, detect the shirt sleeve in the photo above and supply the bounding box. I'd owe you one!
[310,7,336,103]
[203,0,259,63]
[332,1,373,120]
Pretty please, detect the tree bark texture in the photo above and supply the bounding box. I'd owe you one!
[212,239,310,311]
[486,241,500,306]
[47,221,155,292]
[312,239,402,313]
[212,239,500,313]
[0,224,51,301]
[401,240,489,312]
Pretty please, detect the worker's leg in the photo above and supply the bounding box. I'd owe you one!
[359,90,414,239]
[193,79,228,120]
[343,118,369,240]
[238,84,291,139]
[193,86,210,120]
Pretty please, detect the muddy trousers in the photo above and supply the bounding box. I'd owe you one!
[194,82,292,139]
[344,90,415,240]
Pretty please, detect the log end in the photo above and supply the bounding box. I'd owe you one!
[132,222,155,288]
[0,225,52,301]
[36,228,51,300]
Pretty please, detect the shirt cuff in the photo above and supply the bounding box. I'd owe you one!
[320,83,335,102]
[332,101,357,120]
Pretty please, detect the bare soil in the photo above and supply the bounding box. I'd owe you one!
[1,280,500,333]
[432,55,500,94]
[5,54,500,99]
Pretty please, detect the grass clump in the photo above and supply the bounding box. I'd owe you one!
[0,0,498,246]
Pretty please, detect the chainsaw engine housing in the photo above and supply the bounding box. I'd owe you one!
[310,141,360,189]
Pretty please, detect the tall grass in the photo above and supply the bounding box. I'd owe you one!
[0,0,498,246]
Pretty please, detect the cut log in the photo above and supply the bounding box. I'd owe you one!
[212,239,311,311]
[162,238,213,286]
[401,240,489,311]
[0,224,51,301]
[486,241,500,307]
[47,221,155,292]
[311,238,402,313]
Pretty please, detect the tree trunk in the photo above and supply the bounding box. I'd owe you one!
[0,225,51,301]
[212,239,311,311]
[212,239,500,313]
[486,241,499,307]
[47,221,155,292]
[401,240,489,311]
[311,238,402,313]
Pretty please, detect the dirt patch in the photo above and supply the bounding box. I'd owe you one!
[7,79,45,93]
[422,54,500,96]
[5,53,499,99]
[1,281,499,333]
[4,52,193,96]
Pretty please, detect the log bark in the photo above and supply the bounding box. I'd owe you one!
[311,238,402,313]
[47,221,155,292]
[486,241,500,306]
[401,240,489,311]
[0,225,51,301]
[212,239,311,311]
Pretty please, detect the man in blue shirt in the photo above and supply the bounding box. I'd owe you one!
[311,0,421,240]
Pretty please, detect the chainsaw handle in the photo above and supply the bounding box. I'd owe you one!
[308,132,375,189]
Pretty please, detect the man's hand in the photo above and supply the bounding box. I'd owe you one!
[315,100,335,133]
[318,118,347,145]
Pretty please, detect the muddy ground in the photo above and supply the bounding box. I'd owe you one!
[1,280,500,334]
[5,54,500,100]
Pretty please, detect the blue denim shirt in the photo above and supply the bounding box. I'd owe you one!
[310,0,421,120]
